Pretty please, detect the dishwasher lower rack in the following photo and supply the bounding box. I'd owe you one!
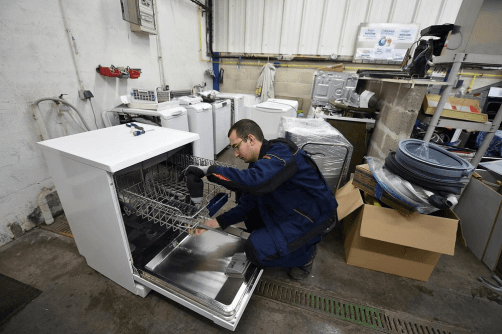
[114,153,234,234]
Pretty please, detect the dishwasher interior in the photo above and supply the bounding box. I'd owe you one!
[114,151,262,325]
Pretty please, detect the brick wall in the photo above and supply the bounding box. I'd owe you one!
[218,63,317,112]
[361,81,427,159]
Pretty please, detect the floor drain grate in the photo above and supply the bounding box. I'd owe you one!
[255,278,470,334]
[39,217,73,238]
[255,278,382,330]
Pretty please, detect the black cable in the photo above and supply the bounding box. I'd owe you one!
[89,99,99,129]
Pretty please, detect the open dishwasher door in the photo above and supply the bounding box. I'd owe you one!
[37,124,263,331]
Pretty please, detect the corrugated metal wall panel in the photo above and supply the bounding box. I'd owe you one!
[228,0,246,53]
[389,0,419,24]
[338,0,370,56]
[318,0,348,56]
[262,0,284,54]
[298,0,326,55]
[437,0,462,24]
[280,0,304,55]
[414,0,444,31]
[214,0,462,57]
[213,0,229,52]
[367,0,394,23]
[244,0,265,53]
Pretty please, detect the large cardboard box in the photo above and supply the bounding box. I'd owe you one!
[336,180,459,281]
[422,94,487,123]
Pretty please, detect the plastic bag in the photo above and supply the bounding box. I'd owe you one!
[410,143,439,164]
[278,117,353,190]
[366,156,439,214]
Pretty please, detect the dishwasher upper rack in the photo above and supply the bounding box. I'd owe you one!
[115,153,234,234]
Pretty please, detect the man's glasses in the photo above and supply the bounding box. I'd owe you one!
[231,136,247,152]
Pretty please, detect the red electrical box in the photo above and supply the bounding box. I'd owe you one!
[96,65,141,79]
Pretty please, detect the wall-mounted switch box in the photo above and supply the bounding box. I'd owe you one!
[120,0,157,35]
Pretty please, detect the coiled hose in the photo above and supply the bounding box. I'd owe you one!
[33,97,92,139]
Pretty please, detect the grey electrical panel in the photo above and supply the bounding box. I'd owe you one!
[120,0,157,35]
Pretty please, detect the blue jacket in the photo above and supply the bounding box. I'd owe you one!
[207,139,337,260]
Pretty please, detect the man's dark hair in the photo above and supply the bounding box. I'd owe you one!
[228,119,264,142]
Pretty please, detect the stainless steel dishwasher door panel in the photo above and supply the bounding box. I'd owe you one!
[144,230,260,318]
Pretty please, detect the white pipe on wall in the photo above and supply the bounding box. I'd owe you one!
[58,0,84,91]
[37,187,57,225]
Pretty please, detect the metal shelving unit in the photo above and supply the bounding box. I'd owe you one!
[417,114,492,133]
[422,0,502,168]
[423,52,502,168]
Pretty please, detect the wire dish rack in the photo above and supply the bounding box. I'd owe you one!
[115,153,234,234]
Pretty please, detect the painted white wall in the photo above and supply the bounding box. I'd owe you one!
[0,0,212,246]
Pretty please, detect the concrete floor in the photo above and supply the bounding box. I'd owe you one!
[1,148,501,333]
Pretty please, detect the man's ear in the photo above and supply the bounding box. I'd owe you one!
[247,134,256,145]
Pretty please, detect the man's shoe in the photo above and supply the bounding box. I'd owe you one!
[288,245,317,280]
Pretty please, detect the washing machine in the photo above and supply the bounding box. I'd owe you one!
[180,97,214,161]
[216,93,245,124]
[251,98,298,140]
[211,99,232,156]
[109,104,189,132]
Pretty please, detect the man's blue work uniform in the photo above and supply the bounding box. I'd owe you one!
[207,138,338,268]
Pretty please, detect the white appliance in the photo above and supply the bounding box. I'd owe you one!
[251,99,298,140]
[211,99,232,155]
[36,124,262,331]
[125,88,176,110]
[216,93,245,124]
[111,105,189,132]
[184,102,214,160]
[178,95,203,105]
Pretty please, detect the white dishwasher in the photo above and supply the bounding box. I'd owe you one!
[211,99,232,156]
[36,124,262,331]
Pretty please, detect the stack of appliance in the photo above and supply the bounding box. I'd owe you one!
[368,139,474,213]
[251,98,298,140]
[278,117,353,193]
[178,95,214,161]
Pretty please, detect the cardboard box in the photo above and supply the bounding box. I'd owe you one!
[336,180,459,281]
[353,164,414,216]
[422,94,487,123]
[454,178,502,272]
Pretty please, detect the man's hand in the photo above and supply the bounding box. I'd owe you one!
[178,165,210,182]
[191,219,220,236]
